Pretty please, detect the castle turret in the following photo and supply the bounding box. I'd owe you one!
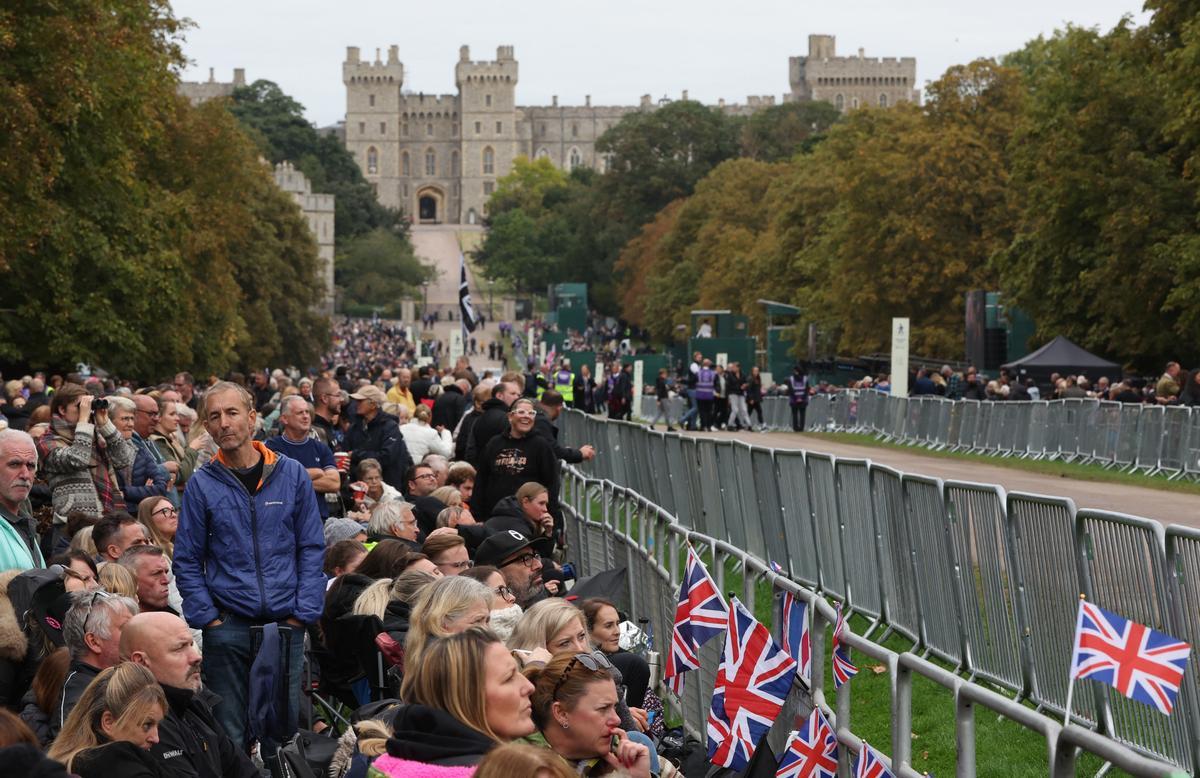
[456,45,519,224]
[344,45,404,209]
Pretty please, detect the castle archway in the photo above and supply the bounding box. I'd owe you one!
[416,186,444,224]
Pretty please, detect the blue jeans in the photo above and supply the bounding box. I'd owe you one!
[202,614,305,755]
[678,389,698,428]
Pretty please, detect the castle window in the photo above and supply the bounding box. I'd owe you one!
[567,147,582,171]
[359,121,366,135]
[425,148,436,176]
[451,150,460,176]
[452,123,458,136]
[427,123,433,136]
[482,146,495,175]
[835,94,844,111]
[536,147,550,160]
[403,123,409,136]
[539,123,546,137]
[475,121,482,134]
[495,121,502,133]
[366,146,378,175]
[483,181,494,196]
[380,122,386,134]
[485,94,492,108]
[369,94,376,107]
[852,97,860,109]
[402,152,410,176]
[572,122,578,138]
[879,94,888,108]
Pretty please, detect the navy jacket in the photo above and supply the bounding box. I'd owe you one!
[117,437,170,509]
[175,442,326,628]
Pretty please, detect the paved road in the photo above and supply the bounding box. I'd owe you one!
[410,225,507,373]
[671,427,1200,530]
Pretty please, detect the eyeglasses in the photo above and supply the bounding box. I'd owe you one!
[413,472,437,481]
[137,409,160,418]
[503,552,539,569]
[552,651,614,699]
[493,584,515,603]
[152,506,178,519]
[436,559,474,571]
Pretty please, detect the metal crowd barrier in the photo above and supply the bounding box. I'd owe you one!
[803,392,1200,479]
[556,409,1195,775]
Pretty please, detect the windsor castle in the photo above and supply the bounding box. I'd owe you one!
[340,34,918,225]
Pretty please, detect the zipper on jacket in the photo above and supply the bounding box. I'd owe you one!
[217,459,275,617]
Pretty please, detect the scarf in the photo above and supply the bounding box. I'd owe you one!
[43,417,125,514]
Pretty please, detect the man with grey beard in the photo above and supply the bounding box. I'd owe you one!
[122,612,256,778]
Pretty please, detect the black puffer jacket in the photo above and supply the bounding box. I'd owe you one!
[345,411,412,492]
[74,740,167,778]
[151,684,257,778]
[465,398,510,467]
[483,495,540,537]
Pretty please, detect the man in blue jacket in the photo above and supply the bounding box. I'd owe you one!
[175,381,325,756]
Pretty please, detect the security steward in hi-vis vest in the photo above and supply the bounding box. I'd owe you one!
[553,363,575,404]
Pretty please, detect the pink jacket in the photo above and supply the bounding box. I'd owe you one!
[369,754,475,778]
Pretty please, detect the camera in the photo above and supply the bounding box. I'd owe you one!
[92,398,108,411]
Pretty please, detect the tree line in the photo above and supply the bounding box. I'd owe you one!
[478,1,1200,372]
[0,0,427,380]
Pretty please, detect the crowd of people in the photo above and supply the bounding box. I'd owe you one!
[0,326,682,777]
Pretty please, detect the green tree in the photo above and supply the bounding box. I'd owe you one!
[996,25,1196,369]
[335,229,431,315]
[740,100,841,161]
[229,80,405,239]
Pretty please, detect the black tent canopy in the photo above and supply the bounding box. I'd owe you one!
[1002,335,1122,383]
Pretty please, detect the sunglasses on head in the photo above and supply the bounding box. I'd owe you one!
[552,651,614,699]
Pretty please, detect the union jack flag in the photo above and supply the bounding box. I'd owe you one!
[780,590,811,686]
[832,602,858,688]
[707,597,797,771]
[664,546,728,695]
[853,742,895,778]
[776,708,837,778]
[1070,600,1191,715]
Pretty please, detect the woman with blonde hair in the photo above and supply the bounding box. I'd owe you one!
[149,398,199,497]
[507,599,590,658]
[137,497,177,559]
[97,564,138,599]
[367,628,534,774]
[402,576,492,673]
[399,404,453,461]
[47,662,167,775]
[474,742,574,778]
[429,485,463,507]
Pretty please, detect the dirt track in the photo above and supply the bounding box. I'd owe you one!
[673,427,1200,531]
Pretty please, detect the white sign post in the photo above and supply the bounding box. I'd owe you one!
[891,317,910,398]
[632,360,644,414]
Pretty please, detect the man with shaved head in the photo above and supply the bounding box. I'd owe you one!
[122,611,256,777]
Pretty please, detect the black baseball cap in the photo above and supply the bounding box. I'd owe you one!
[474,529,552,567]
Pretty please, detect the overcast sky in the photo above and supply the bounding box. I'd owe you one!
[172,0,1150,127]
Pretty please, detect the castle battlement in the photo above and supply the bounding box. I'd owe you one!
[344,46,404,83]
[401,94,459,113]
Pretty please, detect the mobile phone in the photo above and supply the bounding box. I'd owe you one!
[611,734,620,754]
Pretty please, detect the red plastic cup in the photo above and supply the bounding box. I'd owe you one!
[334,451,351,473]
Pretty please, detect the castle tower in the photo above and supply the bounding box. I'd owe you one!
[455,45,519,225]
[789,34,918,112]
[343,45,404,210]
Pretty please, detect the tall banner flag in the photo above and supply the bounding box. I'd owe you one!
[1067,597,1190,717]
[664,545,728,695]
[458,252,478,346]
[706,597,797,771]
[775,708,838,778]
[780,590,811,686]
[832,602,859,688]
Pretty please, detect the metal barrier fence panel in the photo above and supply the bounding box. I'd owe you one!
[750,446,785,564]
[1116,404,1143,470]
[869,464,921,645]
[646,431,673,514]
[834,458,883,621]
[1043,401,1065,460]
[604,421,626,485]
[1137,406,1166,472]
[1074,399,1100,462]
[806,452,846,601]
[695,438,728,543]
[1161,406,1191,475]
[943,480,1025,696]
[1182,413,1200,477]
[888,395,908,440]
[1077,510,1194,772]
[774,450,821,587]
[1166,526,1200,767]
[900,473,964,667]
[957,400,981,452]
[1091,401,1122,465]
[1006,492,1097,724]
[732,442,768,561]
[714,441,748,551]
[1026,401,1050,458]
[806,394,831,431]
[663,434,693,528]
[945,400,964,450]
[1060,400,1083,460]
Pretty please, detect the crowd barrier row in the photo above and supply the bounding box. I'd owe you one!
[557,409,1198,775]
[804,391,1200,478]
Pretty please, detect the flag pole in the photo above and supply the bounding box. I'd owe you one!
[1063,593,1086,728]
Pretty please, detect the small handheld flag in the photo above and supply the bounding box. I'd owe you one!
[664,545,728,696]
[780,590,811,686]
[832,602,859,688]
[775,708,838,778]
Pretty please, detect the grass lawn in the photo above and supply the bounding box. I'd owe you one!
[804,430,1200,497]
